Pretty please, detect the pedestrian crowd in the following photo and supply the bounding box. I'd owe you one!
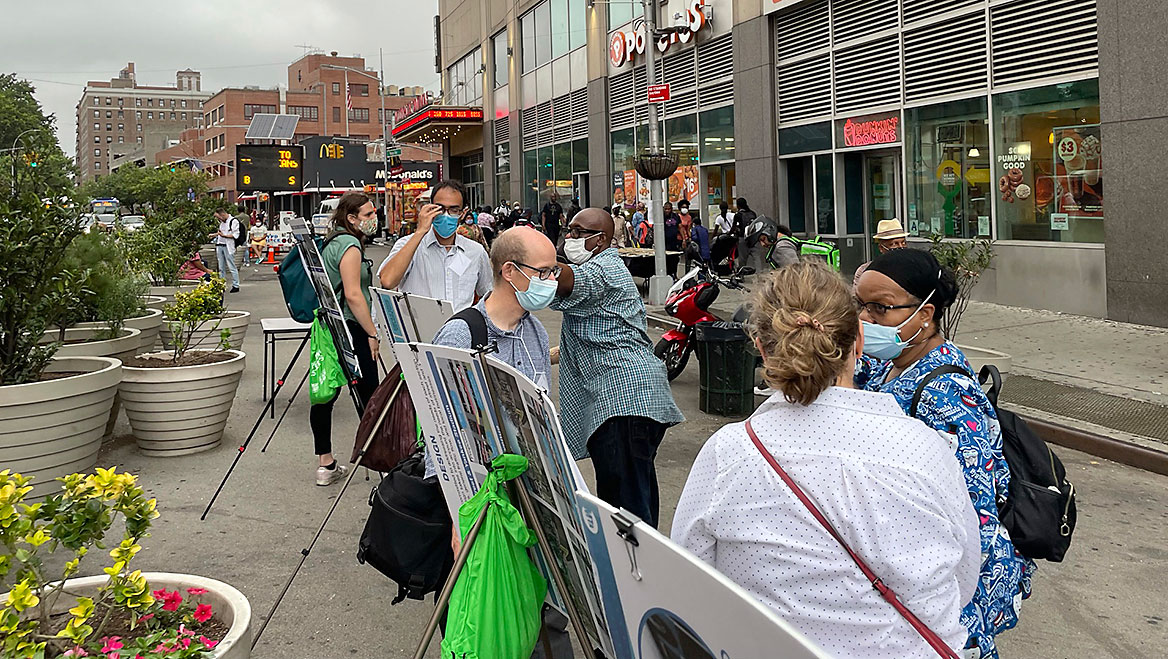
[305,183,1033,659]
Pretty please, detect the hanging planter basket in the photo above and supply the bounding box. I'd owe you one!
[635,151,679,181]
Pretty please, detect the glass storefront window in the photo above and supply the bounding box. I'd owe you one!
[779,122,832,154]
[553,141,572,199]
[496,172,510,203]
[611,127,635,176]
[815,154,835,235]
[699,106,734,162]
[524,148,538,210]
[572,138,588,174]
[993,79,1102,243]
[665,114,698,166]
[568,0,586,50]
[537,145,554,203]
[787,157,811,234]
[906,97,991,239]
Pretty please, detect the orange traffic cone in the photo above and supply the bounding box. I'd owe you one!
[262,245,277,265]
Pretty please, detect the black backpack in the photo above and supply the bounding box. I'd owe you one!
[911,364,1076,562]
[446,306,490,349]
[234,215,248,245]
[357,451,454,604]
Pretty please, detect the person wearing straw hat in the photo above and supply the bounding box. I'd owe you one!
[853,218,909,290]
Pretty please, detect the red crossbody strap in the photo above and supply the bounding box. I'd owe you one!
[744,420,961,659]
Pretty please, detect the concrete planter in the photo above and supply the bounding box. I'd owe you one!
[119,349,246,456]
[0,357,121,499]
[40,327,143,363]
[955,344,1012,379]
[159,310,251,352]
[141,294,167,311]
[2,572,250,659]
[148,281,199,303]
[202,244,245,275]
[76,308,164,352]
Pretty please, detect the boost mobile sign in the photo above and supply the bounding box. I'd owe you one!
[609,0,709,68]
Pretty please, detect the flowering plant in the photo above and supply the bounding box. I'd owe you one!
[0,468,224,658]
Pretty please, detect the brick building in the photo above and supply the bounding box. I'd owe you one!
[183,52,437,201]
[74,63,212,182]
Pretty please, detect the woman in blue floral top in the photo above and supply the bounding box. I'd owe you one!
[853,248,1034,659]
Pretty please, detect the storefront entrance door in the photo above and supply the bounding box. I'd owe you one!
[863,152,900,260]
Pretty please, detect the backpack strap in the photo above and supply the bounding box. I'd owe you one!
[977,364,1003,407]
[447,307,489,350]
[909,365,972,418]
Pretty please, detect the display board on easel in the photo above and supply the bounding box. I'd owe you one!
[369,286,453,344]
[394,342,614,657]
[288,217,361,379]
[575,492,830,659]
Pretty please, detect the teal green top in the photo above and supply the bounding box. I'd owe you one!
[320,233,371,322]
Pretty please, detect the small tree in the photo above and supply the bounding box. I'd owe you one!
[927,233,994,340]
[162,276,228,361]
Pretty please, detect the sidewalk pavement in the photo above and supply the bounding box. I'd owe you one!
[645,283,1168,455]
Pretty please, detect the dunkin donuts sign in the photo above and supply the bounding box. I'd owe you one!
[842,115,900,148]
[609,0,709,68]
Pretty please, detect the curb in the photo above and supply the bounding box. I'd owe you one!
[1023,415,1168,478]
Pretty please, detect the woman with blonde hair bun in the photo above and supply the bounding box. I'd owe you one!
[672,261,981,658]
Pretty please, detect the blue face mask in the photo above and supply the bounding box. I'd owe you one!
[860,289,935,360]
[511,265,558,311]
[433,213,459,238]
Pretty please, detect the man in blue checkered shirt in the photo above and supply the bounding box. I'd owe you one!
[552,208,683,528]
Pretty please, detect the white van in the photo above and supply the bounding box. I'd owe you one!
[312,198,339,235]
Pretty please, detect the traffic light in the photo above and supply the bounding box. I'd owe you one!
[23,152,39,168]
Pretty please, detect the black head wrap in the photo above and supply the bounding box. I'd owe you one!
[865,248,958,321]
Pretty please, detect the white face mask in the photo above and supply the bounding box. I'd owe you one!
[564,237,596,264]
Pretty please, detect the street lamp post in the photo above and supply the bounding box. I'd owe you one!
[642,0,671,305]
[321,63,391,232]
[9,127,47,195]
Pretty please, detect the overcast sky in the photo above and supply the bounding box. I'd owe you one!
[1,0,439,160]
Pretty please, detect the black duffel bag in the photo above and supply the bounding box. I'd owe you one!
[357,451,454,603]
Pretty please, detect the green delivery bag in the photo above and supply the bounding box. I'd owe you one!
[308,315,347,404]
[440,454,548,659]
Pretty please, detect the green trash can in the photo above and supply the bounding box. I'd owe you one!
[695,321,755,417]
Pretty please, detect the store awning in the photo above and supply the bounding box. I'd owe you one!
[391,105,483,144]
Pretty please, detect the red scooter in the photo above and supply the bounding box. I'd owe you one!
[654,263,753,380]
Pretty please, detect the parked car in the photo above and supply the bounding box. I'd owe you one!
[312,198,339,236]
[119,215,146,232]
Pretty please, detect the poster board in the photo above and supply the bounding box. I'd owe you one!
[288,217,360,378]
[368,287,453,345]
[392,342,613,656]
[575,492,830,659]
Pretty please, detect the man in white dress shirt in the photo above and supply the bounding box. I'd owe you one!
[671,261,980,659]
[378,179,492,312]
[209,208,241,292]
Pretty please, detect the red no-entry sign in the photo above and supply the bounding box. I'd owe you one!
[648,84,671,103]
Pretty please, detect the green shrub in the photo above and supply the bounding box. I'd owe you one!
[162,277,226,361]
[926,233,995,340]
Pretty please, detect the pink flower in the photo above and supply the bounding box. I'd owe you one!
[198,636,219,650]
[186,587,208,596]
[177,623,193,637]
[63,648,88,657]
[178,637,192,649]
[161,590,183,612]
[151,644,171,653]
[105,654,119,659]
[100,637,123,652]
[192,603,213,623]
[151,588,169,600]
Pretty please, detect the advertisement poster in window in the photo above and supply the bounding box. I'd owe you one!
[1052,124,1103,220]
[996,142,1032,207]
[667,165,700,204]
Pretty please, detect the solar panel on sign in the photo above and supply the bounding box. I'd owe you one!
[271,115,300,140]
[245,114,277,139]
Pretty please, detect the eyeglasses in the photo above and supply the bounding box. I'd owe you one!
[431,204,465,215]
[512,261,562,281]
[854,298,920,317]
[566,227,604,239]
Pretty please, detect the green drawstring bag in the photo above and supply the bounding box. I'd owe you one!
[308,315,347,404]
[440,454,548,659]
